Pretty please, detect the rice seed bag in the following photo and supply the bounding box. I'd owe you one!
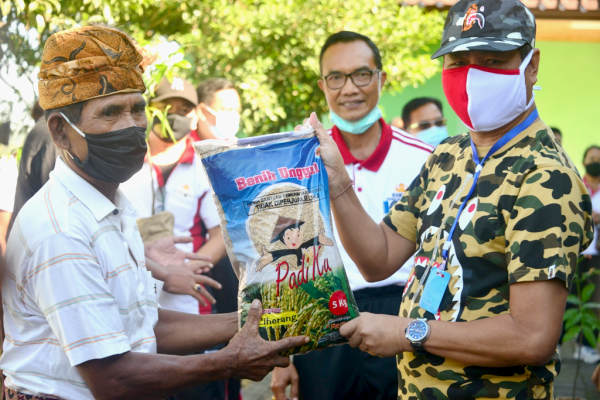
[195,130,359,355]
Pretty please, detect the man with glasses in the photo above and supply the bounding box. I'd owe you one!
[402,97,448,147]
[270,30,432,400]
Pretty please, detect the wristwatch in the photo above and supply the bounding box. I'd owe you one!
[405,318,430,351]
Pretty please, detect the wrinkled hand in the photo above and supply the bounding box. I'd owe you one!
[271,364,299,400]
[145,235,213,274]
[225,300,308,381]
[162,264,222,307]
[339,312,410,357]
[304,112,352,196]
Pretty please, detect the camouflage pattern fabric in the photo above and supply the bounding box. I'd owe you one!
[432,0,536,59]
[384,118,593,399]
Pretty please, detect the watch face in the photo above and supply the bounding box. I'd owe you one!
[407,320,428,342]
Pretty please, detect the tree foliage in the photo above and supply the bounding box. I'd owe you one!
[1,0,445,135]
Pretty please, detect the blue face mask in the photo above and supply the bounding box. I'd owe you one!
[416,125,448,147]
[330,106,382,135]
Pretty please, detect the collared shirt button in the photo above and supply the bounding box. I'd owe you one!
[112,209,119,215]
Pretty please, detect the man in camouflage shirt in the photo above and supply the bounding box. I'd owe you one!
[307,0,594,398]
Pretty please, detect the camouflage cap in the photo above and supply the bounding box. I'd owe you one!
[431,0,536,59]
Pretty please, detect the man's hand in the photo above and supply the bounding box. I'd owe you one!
[145,235,213,273]
[224,300,308,381]
[339,313,410,357]
[271,364,300,400]
[162,264,222,307]
[305,112,352,197]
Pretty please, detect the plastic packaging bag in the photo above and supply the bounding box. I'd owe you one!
[195,130,359,354]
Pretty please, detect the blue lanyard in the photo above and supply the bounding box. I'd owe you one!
[440,109,539,261]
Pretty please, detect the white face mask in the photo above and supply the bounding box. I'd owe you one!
[205,105,240,139]
[442,50,535,132]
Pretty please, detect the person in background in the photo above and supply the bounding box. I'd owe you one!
[0,150,17,256]
[193,78,241,141]
[191,79,241,316]
[11,101,57,221]
[573,144,600,363]
[390,116,404,130]
[402,96,448,147]
[550,126,562,146]
[271,31,432,400]
[1,25,305,400]
[121,76,226,313]
[191,77,245,399]
[307,0,593,398]
[122,76,234,400]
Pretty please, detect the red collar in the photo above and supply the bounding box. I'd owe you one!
[150,137,195,188]
[179,136,195,165]
[190,129,201,141]
[331,118,392,172]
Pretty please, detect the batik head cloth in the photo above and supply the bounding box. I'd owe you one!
[38,26,146,110]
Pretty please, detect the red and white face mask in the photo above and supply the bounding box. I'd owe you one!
[442,50,534,132]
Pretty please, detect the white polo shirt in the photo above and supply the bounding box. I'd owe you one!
[331,119,432,291]
[1,158,158,400]
[121,138,220,314]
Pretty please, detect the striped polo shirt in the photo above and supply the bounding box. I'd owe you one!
[330,118,432,291]
[1,158,158,400]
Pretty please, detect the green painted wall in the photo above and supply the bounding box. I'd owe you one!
[379,41,600,173]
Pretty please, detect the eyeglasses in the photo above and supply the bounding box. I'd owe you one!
[408,118,446,131]
[322,68,380,90]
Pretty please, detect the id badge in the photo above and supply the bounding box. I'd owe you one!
[419,270,450,315]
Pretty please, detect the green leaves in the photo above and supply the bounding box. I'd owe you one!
[562,258,600,349]
[3,0,445,136]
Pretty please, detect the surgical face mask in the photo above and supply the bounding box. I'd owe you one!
[155,114,192,142]
[416,125,448,147]
[60,112,147,183]
[330,107,382,135]
[329,73,382,135]
[205,106,240,139]
[442,50,535,132]
[585,162,600,177]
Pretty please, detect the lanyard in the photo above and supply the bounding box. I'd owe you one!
[440,109,539,262]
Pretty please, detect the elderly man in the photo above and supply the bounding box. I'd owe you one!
[308,1,593,398]
[1,26,305,400]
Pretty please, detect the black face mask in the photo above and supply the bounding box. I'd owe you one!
[61,113,147,183]
[153,114,192,142]
[585,162,600,177]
